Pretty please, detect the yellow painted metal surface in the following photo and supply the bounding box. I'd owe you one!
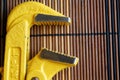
[3,1,78,80]
[27,48,78,80]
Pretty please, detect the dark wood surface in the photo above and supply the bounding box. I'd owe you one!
[0,0,119,80]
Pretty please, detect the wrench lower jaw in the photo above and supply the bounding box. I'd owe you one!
[26,49,78,80]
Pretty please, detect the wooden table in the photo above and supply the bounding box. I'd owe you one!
[0,0,119,80]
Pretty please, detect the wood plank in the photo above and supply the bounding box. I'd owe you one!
[0,0,119,80]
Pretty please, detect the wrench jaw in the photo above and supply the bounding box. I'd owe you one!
[7,13,71,32]
[26,49,79,80]
[34,14,71,26]
[6,1,68,32]
[40,49,78,65]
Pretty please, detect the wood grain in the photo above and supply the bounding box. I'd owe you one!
[0,0,120,80]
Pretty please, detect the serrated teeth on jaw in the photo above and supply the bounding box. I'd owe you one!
[34,14,71,26]
[40,49,78,65]
[37,21,69,26]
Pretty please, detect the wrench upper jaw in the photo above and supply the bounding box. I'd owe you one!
[7,1,71,32]
[34,14,71,26]
[7,13,71,32]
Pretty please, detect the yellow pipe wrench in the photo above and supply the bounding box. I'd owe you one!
[2,1,79,80]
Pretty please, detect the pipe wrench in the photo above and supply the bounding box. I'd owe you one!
[1,1,79,80]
